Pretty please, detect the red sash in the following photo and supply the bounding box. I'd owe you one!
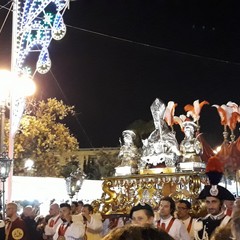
[157,217,175,233]
[49,216,60,227]
[58,223,69,236]
[187,217,193,233]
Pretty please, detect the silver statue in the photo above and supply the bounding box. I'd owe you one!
[140,98,180,168]
[179,121,203,163]
[116,130,141,175]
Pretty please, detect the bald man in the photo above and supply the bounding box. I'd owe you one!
[44,203,63,240]
[5,202,29,240]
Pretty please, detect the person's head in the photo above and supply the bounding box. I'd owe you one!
[49,203,60,217]
[232,216,240,240]
[77,200,84,213]
[6,202,18,219]
[71,201,78,214]
[102,224,174,240]
[81,204,94,216]
[159,197,175,219]
[176,200,191,220]
[22,205,34,218]
[205,196,223,216]
[210,222,233,240]
[198,184,235,216]
[59,203,71,222]
[129,203,154,226]
[224,200,235,211]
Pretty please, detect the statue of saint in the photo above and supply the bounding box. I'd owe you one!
[117,130,140,174]
[179,121,203,163]
[140,98,180,168]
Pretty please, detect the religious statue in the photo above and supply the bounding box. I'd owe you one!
[115,130,141,176]
[140,98,180,169]
[178,120,205,171]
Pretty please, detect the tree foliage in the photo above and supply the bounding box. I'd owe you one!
[12,98,79,177]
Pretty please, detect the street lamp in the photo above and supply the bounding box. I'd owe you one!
[65,168,85,202]
[0,153,12,219]
[74,168,86,201]
[0,70,35,218]
[65,176,77,202]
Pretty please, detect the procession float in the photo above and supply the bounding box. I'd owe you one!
[92,99,240,218]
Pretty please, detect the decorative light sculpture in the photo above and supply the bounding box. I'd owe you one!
[10,0,70,153]
[12,0,70,76]
[7,0,70,202]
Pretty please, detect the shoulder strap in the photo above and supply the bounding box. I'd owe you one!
[166,217,175,233]
[220,215,231,227]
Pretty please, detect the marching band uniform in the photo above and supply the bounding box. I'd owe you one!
[53,220,85,240]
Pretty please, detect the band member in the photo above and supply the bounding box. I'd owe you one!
[53,203,85,240]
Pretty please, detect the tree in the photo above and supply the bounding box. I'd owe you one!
[12,98,79,177]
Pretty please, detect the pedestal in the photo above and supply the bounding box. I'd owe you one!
[179,162,206,172]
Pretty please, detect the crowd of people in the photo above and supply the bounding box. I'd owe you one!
[0,181,239,240]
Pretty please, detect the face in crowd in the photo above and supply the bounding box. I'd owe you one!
[176,200,191,220]
[129,203,155,226]
[131,209,154,226]
[205,196,222,216]
[159,200,173,219]
[59,203,71,222]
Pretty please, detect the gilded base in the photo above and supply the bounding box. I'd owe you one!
[139,167,176,174]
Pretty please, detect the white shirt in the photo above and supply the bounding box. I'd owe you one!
[53,221,85,240]
[85,213,103,240]
[181,216,196,240]
[45,214,63,236]
[157,216,191,240]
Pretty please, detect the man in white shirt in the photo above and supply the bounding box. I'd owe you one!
[129,202,174,240]
[44,203,63,240]
[53,203,85,240]
[156,196,190,240]
[81,204,103,240]
[176,200,196,240]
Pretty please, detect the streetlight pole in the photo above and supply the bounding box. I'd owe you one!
[0,104,5,154]
[0,70,14,219]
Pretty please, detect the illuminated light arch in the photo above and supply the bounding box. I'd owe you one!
[14,0,70,76]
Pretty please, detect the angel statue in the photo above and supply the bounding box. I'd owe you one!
[140,98,180,169]
[115,130,141,176]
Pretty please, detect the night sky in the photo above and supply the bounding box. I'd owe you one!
[0,0,240,148]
